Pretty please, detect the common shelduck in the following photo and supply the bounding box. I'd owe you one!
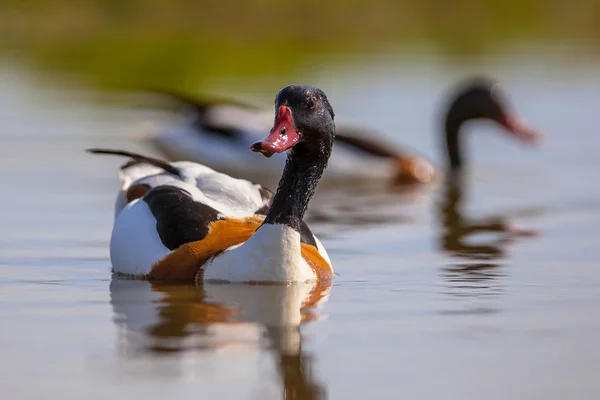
[90,84,335,283]
[142,77,541,186]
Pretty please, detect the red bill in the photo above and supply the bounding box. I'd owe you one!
[499,113,543,145]
[250,106,301,157]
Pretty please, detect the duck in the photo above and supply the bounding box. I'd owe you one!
[90,84,335,283]
[142,76,540,186]
[440,77,541,176]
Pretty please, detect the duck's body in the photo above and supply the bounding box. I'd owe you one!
[144,91,434,184]
[91,84,337,283]
[92,149,331,282]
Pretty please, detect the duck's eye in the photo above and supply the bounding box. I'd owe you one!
[306,97,316,109]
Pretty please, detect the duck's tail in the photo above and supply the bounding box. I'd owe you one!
[86,148,182,178]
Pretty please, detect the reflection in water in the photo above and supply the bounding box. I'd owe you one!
[437,177,537,295]
[110,278,331,399]
[307,180,424,229]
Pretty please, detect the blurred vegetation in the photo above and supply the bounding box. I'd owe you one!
[1,0,599,92]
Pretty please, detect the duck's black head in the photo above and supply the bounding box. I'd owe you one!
[251,84,335,160]
[251,85,335,231]
[446,77,541,143]
[444,76,542,171]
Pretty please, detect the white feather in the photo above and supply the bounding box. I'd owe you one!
[114,160,267,218]
[204,224,316,283]
[313,236,332,267]
[110,199,171,276]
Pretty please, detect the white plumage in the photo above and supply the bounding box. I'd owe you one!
[110,199,170,276]
[204,224,316,283]
[114,160,268,218]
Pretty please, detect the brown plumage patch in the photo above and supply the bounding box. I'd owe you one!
[392,157,435,185]
[300,243,333,281]
[148,215,333,283]
[126,184,151,203]
[147,215,333,282]
[148,215,265,280]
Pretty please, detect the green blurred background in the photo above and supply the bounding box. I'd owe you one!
[1,0,598,93]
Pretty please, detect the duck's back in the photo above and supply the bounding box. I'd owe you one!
[88,149,272,277]
[115,158,272,217]
[111,172,271,276]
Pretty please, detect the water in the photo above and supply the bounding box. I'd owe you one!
[1,61,600,399]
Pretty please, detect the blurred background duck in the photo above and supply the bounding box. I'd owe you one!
[141,77,541,187]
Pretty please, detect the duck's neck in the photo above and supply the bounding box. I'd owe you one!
[263,148,328,231]
[444,117,464,172]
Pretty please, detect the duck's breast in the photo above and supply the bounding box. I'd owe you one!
[203,224,318,283]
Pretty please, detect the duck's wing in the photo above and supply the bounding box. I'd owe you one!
[110,183,266,279]
[170,160,273,218]
[87,149,272,218]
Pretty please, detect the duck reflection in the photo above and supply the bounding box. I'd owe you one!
[437,177,537,294]
[110,278,330,399]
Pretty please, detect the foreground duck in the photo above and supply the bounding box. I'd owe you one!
[144,77,540,185]
[90,84,334,283]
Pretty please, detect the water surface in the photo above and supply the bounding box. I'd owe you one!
[1,62,600,399]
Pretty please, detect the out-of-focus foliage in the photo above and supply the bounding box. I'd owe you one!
[1,0,598,91]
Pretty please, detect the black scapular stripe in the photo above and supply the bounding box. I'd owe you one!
[143,186,220,250]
